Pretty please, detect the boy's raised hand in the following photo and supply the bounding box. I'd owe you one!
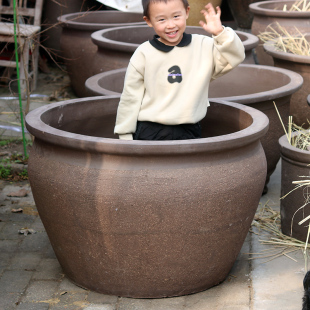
[199,3,223,36]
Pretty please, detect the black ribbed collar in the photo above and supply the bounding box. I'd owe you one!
[149,33,192,52]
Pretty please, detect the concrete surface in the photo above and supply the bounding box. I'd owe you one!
[0,66,306,310]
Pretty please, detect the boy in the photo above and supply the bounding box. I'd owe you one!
[114,0,245,140]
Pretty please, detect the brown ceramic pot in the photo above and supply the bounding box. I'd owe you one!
[41,0,102,55]
[264,36,310,127]
[227,0,263,29]
[90,25,259,76]
[58,11,144,97]
[25,96,268,298]
[279,131,310,242]
[85,64,303,189]
[250,0,310,65]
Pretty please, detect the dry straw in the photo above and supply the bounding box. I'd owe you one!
[258,23,310,56]
[282,0,310,11]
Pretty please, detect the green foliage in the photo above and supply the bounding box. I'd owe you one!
[0,165,12,179]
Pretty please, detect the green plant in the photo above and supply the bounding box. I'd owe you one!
[0,165,12,179]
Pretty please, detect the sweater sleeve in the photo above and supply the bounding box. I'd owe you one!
[114,61,145,140]
[211,27,245,80]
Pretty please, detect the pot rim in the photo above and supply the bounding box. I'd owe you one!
[25,96,269,156]
[91,25,259,52]
[85,68,126,96]
[264,37,310,64]
[279,132,310,164]
[249,0,310,17]
[57,11,145,30]
[86,64,304,103]
[211,64,303,103]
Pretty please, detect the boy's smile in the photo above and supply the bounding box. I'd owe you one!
[144,0,190,46]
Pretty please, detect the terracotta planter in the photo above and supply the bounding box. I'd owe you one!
[85,64,303,189]
[58,11,144,97]
[25,96,268,298]
[279,131,310,242]
[250,0,310,65]
[187,0,222,26]
[90,25,258,76]
[264,36,310,127]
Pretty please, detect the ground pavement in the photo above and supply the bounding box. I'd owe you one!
[0,67,306,310]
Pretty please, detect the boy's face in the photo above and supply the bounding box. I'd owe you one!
[143,0,190,46]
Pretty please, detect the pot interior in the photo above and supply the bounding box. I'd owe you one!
[40,97,253,140]
[209,65,291,97]
[93,65,291,99]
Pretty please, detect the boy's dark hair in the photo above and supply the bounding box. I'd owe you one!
[142,0,189,19]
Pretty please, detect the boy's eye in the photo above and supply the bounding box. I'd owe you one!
[174,15,180,18]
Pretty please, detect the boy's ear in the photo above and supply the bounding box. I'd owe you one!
[186,6,190,19]
[143,16,153,27]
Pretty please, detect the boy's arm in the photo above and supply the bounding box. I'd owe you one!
[114,62,145,140]
[211,27,245,80]
[199,3,245,79]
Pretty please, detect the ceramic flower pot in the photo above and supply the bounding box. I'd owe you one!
[187,0,222,26]
[250,0,310,65]
[25,96,268,298]
[85,64,303,190]
[58,11,145,97]
[279,131,310,242]
[90,25,259,76]
[264,36,310,127]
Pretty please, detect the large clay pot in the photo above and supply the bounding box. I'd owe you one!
[25,96,269,298]
[279,130,310,242]
[187,0,222,26]
[58,11,145,97]
[90,25,259,76]
[249,0,310,65]
[264,36,310,127]
[85,64,303,188]
[41,0,103,55]
[227,0,263,29]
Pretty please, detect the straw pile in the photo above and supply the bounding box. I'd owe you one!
[283,0,310,11]
[258,23,310,56]
[250,203,307,264]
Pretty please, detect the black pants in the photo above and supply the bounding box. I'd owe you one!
[133,121,201,140]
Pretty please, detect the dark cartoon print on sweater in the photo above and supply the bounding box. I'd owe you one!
[168,66,182,83]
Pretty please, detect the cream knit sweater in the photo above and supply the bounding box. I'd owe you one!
[114,27,245,140]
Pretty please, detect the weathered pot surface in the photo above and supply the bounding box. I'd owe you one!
[250,0,310,65]
[85,64,303,188]
[90,25,259,76]
[264,37,310,127]
[58,11,144,97]
[227,0,262,29]
[25,96,268,298]
[279,132,310,242]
